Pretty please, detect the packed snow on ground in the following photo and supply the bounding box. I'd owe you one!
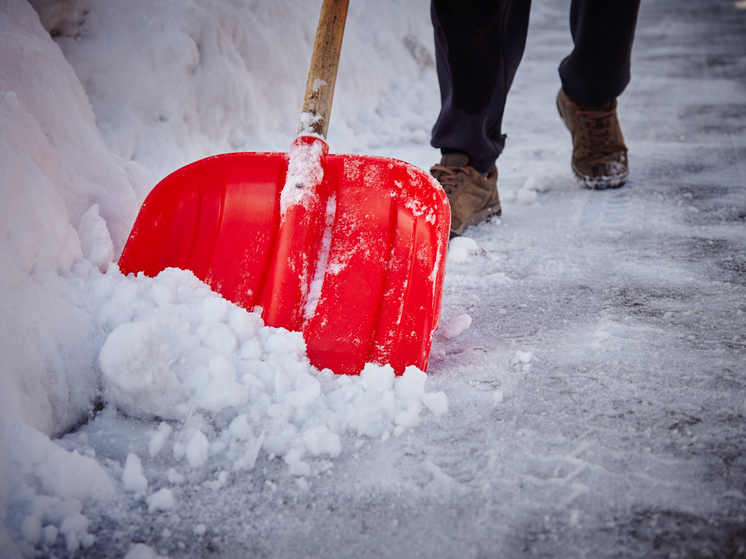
[2,0,746,557]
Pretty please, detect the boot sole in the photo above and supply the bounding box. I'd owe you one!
[572,166,629,190]
[450,204,502,238]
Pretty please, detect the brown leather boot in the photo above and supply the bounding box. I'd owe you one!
[557,88,629,189]
[430,152,501,238]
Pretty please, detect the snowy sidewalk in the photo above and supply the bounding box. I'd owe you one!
[3,0,745,557]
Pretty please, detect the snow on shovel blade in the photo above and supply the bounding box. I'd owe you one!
[118,136,450,375]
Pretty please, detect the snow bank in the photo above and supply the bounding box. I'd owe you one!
[0,1,151,553]
[54,0,435,179]
[0,0,151,437]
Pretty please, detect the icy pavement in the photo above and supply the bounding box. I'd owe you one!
[6,0,746,557]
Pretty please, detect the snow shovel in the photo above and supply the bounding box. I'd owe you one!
[118,0,450,375]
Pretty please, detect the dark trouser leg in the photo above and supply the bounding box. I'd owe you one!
[430,0,531,175]
[559,0,641,105]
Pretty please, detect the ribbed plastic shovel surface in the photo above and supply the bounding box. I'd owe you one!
[119,136,450,375]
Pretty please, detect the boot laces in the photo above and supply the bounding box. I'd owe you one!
[430,165,470,194]
[577,108,616,156]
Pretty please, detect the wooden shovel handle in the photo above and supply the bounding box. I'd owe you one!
[299,0,349,139]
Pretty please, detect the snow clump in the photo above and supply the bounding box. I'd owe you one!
[441,313,473,340]
[448,237,481,265]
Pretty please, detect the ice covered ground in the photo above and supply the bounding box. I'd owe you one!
[1,0,745,557]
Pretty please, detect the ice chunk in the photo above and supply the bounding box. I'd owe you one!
[286,376,322,409]
[186,430,209,469]
[146,488,175,513]
[122,453,148,493]
[512,350,532,364]
[196,355,248,413]
[204,471,229,491]
[228,414,252,441]
[229,308,261,341]
[421,392,449,417]
[302,425,341,458]
[234,431,265,471]
[284,447,311,477]
[59,512,90,553]
[394,402,423,432]
[166,469,185,485]
[99,321,182,419]
[360,363,396,392]
[149,422,173,458]
[395,367,428,400]
[441,313,472,340]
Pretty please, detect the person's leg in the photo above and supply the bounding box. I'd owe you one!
[430,0,532,175]
[556,0,641,189]
[559,0,641,105]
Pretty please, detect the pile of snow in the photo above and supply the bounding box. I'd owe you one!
[0,0,147,438]
[92,266,447,478]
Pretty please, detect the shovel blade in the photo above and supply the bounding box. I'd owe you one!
[119,148,450,375]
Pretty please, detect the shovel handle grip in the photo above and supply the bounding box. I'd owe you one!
[299,0,349,139]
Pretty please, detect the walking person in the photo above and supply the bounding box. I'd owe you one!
[429,0,641,237]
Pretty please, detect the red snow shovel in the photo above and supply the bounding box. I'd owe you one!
[118,0,450,375]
